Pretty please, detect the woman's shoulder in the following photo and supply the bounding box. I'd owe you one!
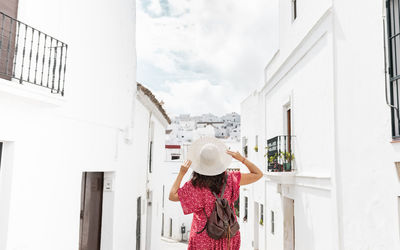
[227,170,241,184]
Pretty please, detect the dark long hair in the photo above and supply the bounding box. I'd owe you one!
[191,171,226,195]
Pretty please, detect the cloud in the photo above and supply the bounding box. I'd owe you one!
[153,80,242,117]
[137,0,278,115]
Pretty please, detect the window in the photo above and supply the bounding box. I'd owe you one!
[244,196,248,221]
[260,204,264,225]
[171,154,180,160]
[387,0,400,138]
[162,185,165,208]
[0,142,3,169]
[148,141,153,173]
[242,137,248,157]
[291,0,297,21]
[271,210,275,234]
[148,122,154,173]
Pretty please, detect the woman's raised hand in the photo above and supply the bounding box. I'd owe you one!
[180,160,192,176]
[226,150,245,162]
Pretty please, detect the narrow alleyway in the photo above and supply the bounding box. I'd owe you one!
[160,237,188,250]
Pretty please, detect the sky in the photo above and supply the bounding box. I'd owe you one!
[136,0,278,117]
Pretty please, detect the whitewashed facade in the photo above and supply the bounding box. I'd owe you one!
[134,83,171,250]
[241,0,400,249]
[0,1,154,250]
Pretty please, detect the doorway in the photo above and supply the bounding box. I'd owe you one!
[253,202,259,250]
[283,197,295,250]
[169,218,173,237]
[79,172,104,250]
[136,196,142,250]
[145,190,153,250]
[161,213,165,236]
[287,108,292,152]
[0,0,19,80]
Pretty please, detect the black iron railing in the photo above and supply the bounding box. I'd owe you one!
[266,135,294,172]
[386,0,400,138]
[0,11,67,96]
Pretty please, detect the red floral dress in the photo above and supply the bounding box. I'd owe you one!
[177,171,241,250]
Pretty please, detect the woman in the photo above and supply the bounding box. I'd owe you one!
[169,137,263,250]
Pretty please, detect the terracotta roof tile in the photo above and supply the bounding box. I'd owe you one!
[137,82,171,124]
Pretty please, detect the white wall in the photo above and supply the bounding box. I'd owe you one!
[0,0,137,250]
[333,0,400,248]
[240,91,267,250]
[243,0,400,249]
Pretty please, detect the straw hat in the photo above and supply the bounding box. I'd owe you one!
[187,136,232,176]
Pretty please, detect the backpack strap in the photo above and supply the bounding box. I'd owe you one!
[196,208,208,234]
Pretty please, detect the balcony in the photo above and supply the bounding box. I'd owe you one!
[0,11,68,96]
[266,135,295,172]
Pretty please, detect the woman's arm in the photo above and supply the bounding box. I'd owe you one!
[226,150,263,186]
[169,160,191,202]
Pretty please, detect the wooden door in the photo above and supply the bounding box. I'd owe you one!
[136,197,142,250]
[79,172,104,250]
[0,0,18,80]
[283,198,295,250]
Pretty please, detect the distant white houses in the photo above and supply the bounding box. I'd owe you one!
[240,0,400,250]
[166,112,241,144]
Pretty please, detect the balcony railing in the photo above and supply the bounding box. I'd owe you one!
[266,135,294,172]
[0,11,68,96]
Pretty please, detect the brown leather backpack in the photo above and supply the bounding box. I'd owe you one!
[197,174,240,244]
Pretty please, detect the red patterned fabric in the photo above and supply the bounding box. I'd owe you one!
[178,171,241,250]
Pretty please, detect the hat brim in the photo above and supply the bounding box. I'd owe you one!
[187,136,232,176]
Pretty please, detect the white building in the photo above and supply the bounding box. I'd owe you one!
[241,0,400,250]
[0,1,169,250]
[135,83,171,250]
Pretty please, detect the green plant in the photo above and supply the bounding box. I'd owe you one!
[268,153,279,164]
[254,145,258,152]
[282,152,294,161]
[259,219,263,225]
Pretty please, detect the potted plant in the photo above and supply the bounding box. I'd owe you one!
[282,152,294,171]
[267,153,275,170]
